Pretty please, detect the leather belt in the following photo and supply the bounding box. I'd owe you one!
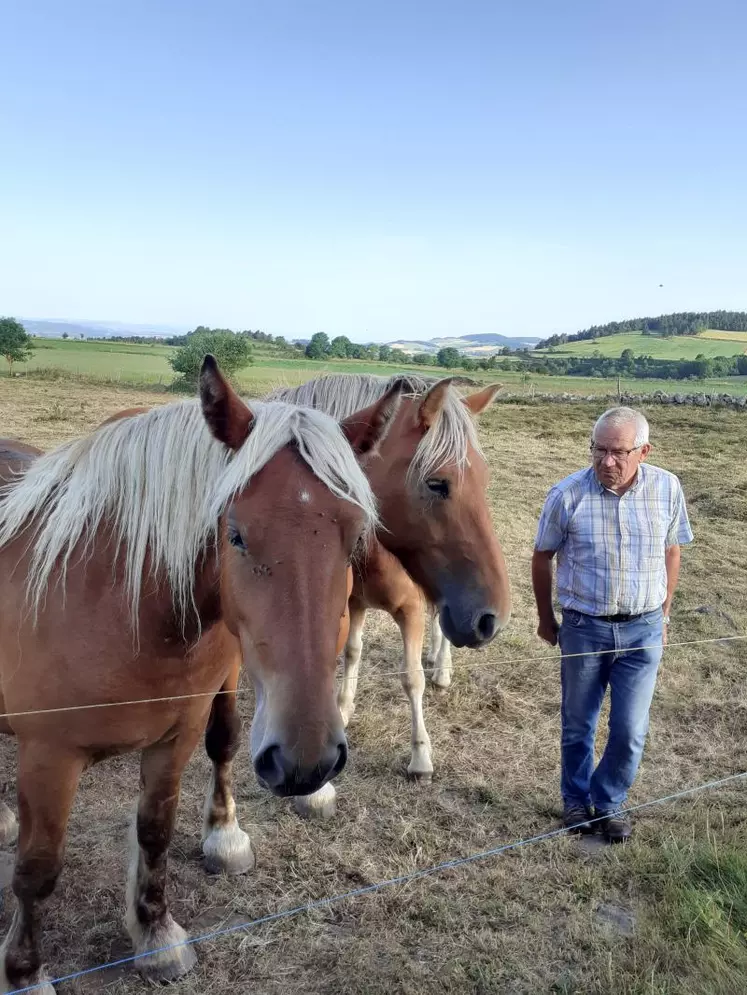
[593,612,643,623]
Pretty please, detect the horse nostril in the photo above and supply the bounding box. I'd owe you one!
[332,741,348,778]
[475,611,498,643]
[254,745,285,789]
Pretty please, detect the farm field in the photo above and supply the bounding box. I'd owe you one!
[1,376,746,994]
[538,330,747,360]
[12,337,747,397]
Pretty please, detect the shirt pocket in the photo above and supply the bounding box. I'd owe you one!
[632,521,666,565]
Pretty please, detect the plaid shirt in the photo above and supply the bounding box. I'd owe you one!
[535,463,694,616]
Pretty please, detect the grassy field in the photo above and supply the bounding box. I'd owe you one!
[699,330,747,343]
[539,330,747,360]
[12,336,747,398]
[0,377,746,994]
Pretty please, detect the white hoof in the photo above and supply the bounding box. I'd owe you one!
[407,765,434,783]
[0,804,18,847]
[127,915,197,982]
[202,820,255,875]
[291,782,337,821]
[338,701,355,728]
[429,670,452,690]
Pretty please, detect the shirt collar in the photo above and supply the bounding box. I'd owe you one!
[591,463,644,495]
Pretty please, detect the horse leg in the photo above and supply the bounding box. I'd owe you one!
[0,690,18,847]
[428,607,454,690]
[125,735,200,983]
[337,598,367,728]
[1,743,84,994]
[395,597,433,782]
[0,802,17,847]
[202,660,254,875]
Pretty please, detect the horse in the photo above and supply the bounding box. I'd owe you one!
[196,370,509,822]
[0,357,396,993]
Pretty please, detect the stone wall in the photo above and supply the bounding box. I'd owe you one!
[495,388,747,409]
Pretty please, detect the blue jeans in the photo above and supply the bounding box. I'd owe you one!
[559,608,664,813]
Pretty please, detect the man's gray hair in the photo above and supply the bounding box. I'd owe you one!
[592,407,649,448]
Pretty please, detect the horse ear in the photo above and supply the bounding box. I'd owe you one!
[199,355,254,451]
[341,383,403,457]
[417,377,457,429]
[462,383,504,416]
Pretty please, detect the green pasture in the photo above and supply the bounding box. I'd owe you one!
[10,337,747,397]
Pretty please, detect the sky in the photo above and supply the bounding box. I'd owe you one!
[1,0,746,343]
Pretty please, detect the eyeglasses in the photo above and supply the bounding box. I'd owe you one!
[590,444,642,462]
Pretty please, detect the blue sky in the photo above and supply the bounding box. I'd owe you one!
[2,0,746,342]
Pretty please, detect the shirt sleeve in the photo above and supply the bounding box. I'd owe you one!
[535,486,570,552]
[666,481,694,547]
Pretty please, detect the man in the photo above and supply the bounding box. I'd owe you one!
[532,406,693,843]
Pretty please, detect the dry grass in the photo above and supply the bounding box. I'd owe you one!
[1,378,746,994]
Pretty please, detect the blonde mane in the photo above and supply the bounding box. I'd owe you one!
[0,399,377,631]
[266,373,483,484]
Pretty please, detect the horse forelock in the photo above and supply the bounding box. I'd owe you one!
[266,372,484,486]
[0,399,377,633]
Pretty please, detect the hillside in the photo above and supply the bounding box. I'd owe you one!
[539,310,747,348]
[537,330,747,360]
[388,333,542,356]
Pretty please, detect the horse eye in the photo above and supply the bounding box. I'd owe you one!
[426,478,450,499]
[227,527,246,550]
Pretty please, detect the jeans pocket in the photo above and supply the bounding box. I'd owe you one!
[642,608,664,627]
[562,609,584,628]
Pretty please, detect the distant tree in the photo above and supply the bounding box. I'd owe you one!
[436,346,462,369]
[169,330,253,389]
[694,355,714,379]
[0,317,34,375]
[62,331,69,339]
[306,332,331,359]
[378,344,392,362]
[329,335,352,358]
[389,349,410,365]
[412,352,432,365]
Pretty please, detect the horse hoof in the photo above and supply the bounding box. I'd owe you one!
[133,919,197,983]
[0,804,18,847]
[338,704,355,728]
[1,981,55,994]
[407,769,434,784]
[203,821,255,876]
[0,968,55,994]
[429,675,452,692]
[291,782,337,821]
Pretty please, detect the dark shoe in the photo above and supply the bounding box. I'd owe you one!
[562,804,595,835]
[598,811,632,843]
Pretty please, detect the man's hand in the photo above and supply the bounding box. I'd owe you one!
[537,615,560,646]
[663,621,669,647]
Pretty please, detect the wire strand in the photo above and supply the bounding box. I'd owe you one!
[0,633,744,721]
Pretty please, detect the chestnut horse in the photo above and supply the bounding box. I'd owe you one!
[251,372,510,817]
[0,357,394,992]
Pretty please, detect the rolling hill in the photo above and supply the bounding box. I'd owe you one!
[387,333,542,356]
[19,318,190,339]
[536,330,747,360]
